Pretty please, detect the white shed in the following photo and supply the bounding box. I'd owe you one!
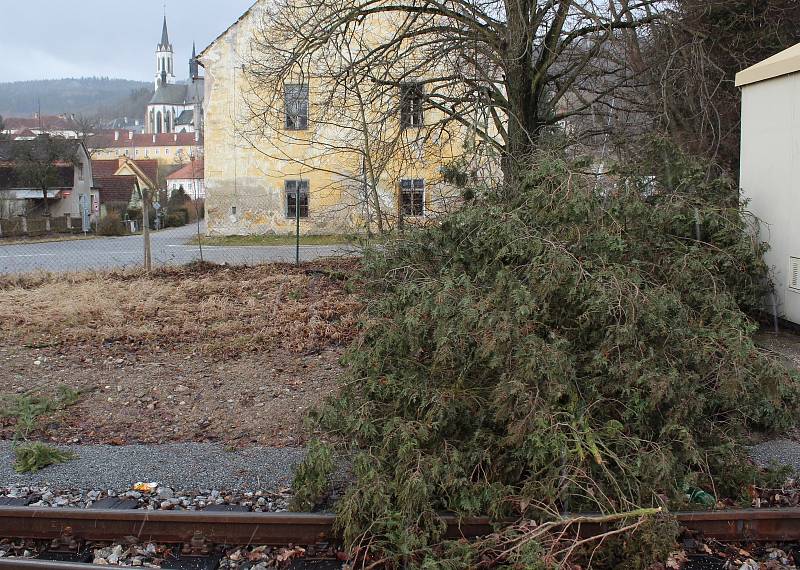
[738,43,800,324]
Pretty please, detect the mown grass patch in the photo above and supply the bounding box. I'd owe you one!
[187,234,356,247]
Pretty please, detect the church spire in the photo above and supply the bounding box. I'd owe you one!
[189,42,199,79]
[159,15,171,50]
[155,13,175,89]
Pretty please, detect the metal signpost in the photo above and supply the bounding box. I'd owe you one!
[296,187,301,266]
[79,195,91,235]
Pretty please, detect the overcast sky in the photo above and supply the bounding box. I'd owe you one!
[0,0,255,83]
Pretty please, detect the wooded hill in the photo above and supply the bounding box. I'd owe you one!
[0,77,150,120]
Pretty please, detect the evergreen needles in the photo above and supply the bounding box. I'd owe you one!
[14,443,76,474]
[295,147,800,567]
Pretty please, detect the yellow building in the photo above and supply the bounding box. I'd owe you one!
[89,131,203,169]
[197,1,467,236]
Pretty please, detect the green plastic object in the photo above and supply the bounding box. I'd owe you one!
[686,487,716,507]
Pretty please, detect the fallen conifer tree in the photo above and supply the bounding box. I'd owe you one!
[293,146,800,568]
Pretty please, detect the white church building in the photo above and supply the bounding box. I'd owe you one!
[146,17,204,135]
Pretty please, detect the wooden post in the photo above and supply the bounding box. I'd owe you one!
[140,185,152,272]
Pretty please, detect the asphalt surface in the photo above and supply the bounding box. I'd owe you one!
[0,224,357,274]
[0,442,307,492]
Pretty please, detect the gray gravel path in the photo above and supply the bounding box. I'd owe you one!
[750,439,800,474]
[0,439,796,493]
[0,442,306,491]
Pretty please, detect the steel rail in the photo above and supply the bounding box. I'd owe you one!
[677,508,800,542]
[0,562,93,570]
[0,507,492,545]
[0,507,794,569]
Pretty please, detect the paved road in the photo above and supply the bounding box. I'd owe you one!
[0,224,357,274]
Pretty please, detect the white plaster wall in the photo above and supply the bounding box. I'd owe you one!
[740,71,800,323]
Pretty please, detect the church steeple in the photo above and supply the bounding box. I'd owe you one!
[189,42,199,79]
[154,14,175,89]
[159,16,172,51]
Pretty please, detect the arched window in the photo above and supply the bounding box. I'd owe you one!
[156,111,163,134]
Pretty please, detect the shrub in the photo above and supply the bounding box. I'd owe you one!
[294,147,799,567]
[96,211,127,236]
[14,443,76,473]
[164,211,188,228]
[187,199,205,222]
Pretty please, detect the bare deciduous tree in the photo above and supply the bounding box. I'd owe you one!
[72,114,99,157]
[11,136,79,217]
[243,0,662,187]
[623,0,800,176]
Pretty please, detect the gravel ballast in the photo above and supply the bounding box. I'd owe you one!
[750,439,800,474]
[0,439,797,500]
[0,442,306,491]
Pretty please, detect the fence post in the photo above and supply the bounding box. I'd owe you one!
[44,215,51,233]
[20,215,28,236]
[141,188,152,272]
[66,214,72,231]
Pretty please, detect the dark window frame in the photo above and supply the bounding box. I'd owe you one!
[285,179,310,219]
[400,178,425,217]
[284,84,309,131]
[400,83,425,129]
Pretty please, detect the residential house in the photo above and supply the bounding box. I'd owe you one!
[166,158,205,199]
[95,175,137,218]
[2,114,83,140]
[88,131,202,167]
[197,2,464,236]
[91,158,160,217]
[0,138,97,228]
[738,43,800,325]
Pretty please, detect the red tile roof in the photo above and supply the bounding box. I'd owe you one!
[91,158,159,188]
[91,160,122,178]
[4,115,78,131]
[166,158,204,181]
[0,165,74,190]
[133,159,159,186]
[88,132,201,149]
[95,175,136,205]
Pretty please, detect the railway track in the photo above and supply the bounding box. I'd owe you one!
[0,507,794,568]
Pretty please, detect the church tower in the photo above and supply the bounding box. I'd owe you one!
[155,16,175,89]
[189,42,199,79]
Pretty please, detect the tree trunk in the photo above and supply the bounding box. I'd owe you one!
[41,186,50,217]
[503,0,538,180]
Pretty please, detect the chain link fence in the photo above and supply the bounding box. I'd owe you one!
[0,212,359,276]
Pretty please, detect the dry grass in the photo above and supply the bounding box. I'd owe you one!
[0,259,362,358]
[0,259,362,446]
